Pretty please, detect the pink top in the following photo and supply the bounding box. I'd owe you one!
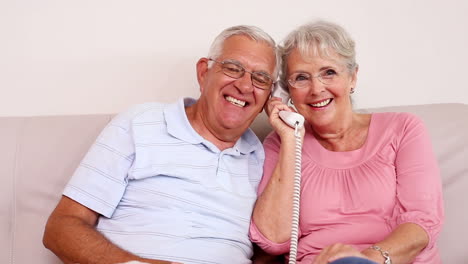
[250,112,444,263]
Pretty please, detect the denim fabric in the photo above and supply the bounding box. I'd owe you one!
[329,256,379,264]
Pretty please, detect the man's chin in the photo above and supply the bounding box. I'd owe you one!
[220,119,251,131]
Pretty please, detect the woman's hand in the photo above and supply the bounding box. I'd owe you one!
[265,97,304,139]
[312,243,372,264]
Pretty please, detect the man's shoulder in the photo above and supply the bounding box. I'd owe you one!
[109,102,170,130]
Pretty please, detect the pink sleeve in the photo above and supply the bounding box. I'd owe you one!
[390,113,444,249]
[249,132,292,255]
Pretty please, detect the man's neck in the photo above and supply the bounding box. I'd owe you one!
[185,103,240,151]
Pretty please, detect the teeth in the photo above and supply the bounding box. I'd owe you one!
[225,96,246,107]
[311,99,331,107]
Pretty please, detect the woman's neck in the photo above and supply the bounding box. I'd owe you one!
[311,113,371,152]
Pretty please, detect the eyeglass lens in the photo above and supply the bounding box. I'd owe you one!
[212,59,273,90]
[288,69,339,89]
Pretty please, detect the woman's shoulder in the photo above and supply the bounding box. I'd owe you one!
[371,111,424,129]
[370,112,427,144]
[263,130,281,148]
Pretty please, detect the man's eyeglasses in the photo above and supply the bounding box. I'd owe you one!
[209,59,274,90]
[287,69,343,89]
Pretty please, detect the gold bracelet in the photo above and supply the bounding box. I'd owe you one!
[370,245,392,264]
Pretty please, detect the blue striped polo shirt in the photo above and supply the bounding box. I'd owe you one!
[63,98,265,264]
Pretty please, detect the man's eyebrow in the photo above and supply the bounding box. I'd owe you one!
[254,70,272,78]
[223,59,242,65]
[223,59,272,76]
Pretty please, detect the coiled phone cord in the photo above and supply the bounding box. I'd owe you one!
[288,122,303,264]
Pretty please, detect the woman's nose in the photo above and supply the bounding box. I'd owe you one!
[308,77,325,94]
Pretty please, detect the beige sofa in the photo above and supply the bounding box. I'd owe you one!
[1,103,467,263]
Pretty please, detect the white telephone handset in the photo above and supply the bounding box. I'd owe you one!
[271,82,303,264]
[271,83,304,128]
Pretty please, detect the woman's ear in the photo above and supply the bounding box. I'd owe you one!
[196,58,209,92]
[350,65,359,88]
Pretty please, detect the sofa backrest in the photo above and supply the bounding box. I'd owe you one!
[0,115,113,263]
[1,103,467,263]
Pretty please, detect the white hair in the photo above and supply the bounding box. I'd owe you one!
[280,20,358,84]
[207,25,280,79]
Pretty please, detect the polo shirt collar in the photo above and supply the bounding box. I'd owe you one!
[164,97,260,155]
[164,98,202,145]
[235,129,260,155]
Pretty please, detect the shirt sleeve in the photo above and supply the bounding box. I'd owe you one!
[63,109,136,218]
[390,113,444,250]
[249,132,292,255]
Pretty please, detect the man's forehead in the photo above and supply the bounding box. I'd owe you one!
[221,35,274,53]
[219,35,276,69]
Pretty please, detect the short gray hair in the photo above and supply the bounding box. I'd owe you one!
[207,25,280,79]
[280,20,358,83]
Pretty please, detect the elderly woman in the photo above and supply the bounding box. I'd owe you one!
[249,21,444,264]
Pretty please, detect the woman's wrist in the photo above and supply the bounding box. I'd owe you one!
[362,246,392,264]
[361,248,388,264]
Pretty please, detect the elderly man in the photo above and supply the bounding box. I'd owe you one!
[43,25,278,264]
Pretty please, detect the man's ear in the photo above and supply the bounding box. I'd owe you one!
[196,58,209,93]
[261,90,271,113]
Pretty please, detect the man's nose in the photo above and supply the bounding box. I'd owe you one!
[234,72,254,93]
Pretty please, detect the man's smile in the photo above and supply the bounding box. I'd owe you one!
[225,95,247,107]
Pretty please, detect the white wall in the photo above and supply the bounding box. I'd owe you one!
[1,0,467,116]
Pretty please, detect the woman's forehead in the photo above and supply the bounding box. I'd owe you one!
[288,48,344,67]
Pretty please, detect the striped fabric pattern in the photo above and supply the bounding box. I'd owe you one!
[64,98,264,264]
